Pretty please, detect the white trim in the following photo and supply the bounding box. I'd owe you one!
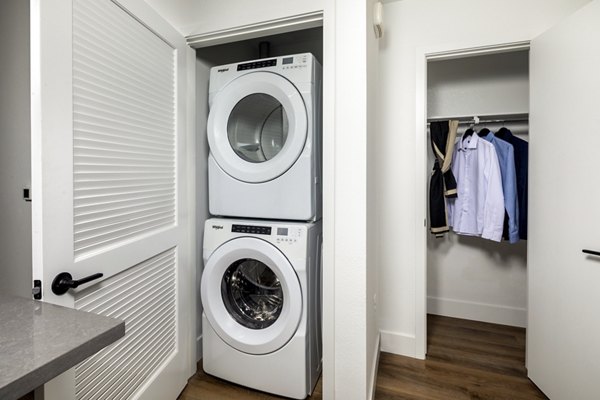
[186,11,324,49]
[414,47,427,360]
[427,41,530,61]
[367,333,381,400]
[321,2,335,399]
[380,330,418,358]
[30,0,43,286]
[186,45,198,374]
[415,40,531,360]
[428,297,527,328]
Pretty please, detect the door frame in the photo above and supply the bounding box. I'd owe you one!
[414,40,531,359]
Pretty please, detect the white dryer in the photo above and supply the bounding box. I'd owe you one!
[201,218,322,399]
[207,53,322,221]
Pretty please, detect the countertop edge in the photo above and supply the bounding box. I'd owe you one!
[0,320,125,400]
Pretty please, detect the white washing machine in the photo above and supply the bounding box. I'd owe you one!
[201,218,322,399]
[207,53,322,221]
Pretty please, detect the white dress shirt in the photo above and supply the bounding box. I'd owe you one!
[447,134,505,242]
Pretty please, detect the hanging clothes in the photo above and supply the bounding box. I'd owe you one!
[482,132,519,243]
[448,133,505,242]
[429,120,459,235]
[496,127,528,240]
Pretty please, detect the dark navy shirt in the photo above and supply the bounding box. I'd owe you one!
[495,128,528,240]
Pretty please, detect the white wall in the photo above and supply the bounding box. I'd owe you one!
[329,0,379,398]
[0,0,32,298]
[428,51,529,118]
[426,51,529,328]
[144,0,323,37]
[378,0,591,357]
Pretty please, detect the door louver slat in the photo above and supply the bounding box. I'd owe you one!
[73,0,176,258]
[74,248,177,400]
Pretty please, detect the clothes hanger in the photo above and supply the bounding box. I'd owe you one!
[478,127,490,137]
[462,116,478,141]
[496,127,510,139]
[463,127,474,139]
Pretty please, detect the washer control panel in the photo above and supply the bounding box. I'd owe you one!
[231,224,271,235]
[228,222,304,245]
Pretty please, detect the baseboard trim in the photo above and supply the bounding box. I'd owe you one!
[427,296,526,327]
[380,330,416,357]
[367,333,381,400]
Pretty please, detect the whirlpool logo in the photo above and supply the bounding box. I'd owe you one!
[217,68,229,73]
[212,225,224,230]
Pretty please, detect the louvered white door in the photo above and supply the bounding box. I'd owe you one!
[31,0,195,399]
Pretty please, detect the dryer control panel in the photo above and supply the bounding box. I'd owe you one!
[237,59,277,71]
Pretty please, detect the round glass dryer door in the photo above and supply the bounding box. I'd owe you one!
[207,72,308,183]
[227,94,289,164]
[201,237,302,355]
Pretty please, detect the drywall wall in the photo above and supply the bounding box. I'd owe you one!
[427,51,529,118]
[330,0,380,398]
[426,51,529,328]
[378,0,592,357]
[143,0,323,37]
[0,0,32,298]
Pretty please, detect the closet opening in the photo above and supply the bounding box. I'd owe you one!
[192,26,323,362]
[419,44,531,367]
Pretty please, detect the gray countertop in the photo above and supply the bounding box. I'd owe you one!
[0,295,125,400]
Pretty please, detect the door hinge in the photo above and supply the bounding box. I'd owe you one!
[32,280,42,300]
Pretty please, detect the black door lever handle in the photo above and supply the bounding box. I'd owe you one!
[582,249,600,257]
[51,272,103,295]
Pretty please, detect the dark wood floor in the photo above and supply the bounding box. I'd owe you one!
[177,368,322,400]
[178,315,547,400]
[375,315,547,399]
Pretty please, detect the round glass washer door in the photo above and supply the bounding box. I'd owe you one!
[201,237,302,355]
[207,72,308,183]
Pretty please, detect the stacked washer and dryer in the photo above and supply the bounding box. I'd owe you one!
[201,53,323,399]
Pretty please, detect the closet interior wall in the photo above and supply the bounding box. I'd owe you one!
[426,50,529,328]
[194,27,323,361]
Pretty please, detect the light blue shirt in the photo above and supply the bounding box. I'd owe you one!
[483,132,519,243]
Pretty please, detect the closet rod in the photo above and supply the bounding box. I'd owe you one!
[427,114,529,126]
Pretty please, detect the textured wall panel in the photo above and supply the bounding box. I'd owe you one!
[74,248,177,400]
[73,0,176,257]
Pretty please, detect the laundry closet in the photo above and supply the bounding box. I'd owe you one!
[425,50,530,332]
[191,26,323,361]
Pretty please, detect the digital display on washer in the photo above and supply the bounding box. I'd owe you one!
[282,57,294,65]
[232,224,272,235]
[277,227,288,236]
[237,59,277,71]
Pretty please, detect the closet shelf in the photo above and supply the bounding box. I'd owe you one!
[427,113,529,125]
